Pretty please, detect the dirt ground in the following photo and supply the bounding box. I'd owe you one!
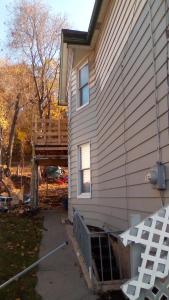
[0,166,68,212]
[38,181,68,209]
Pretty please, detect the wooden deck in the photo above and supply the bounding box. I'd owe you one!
[32,117,68,165]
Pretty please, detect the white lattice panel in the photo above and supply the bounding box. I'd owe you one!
[140,276,169,300]
[119,206,169,300]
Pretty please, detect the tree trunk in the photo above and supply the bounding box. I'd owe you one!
[47,97,51,119]
[38,100,43,119]
[7,95,20,168]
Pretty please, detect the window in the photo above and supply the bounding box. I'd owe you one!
[79,64,89,107]
[78,143,91,196]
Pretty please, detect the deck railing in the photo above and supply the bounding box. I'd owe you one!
[33,118,67,147]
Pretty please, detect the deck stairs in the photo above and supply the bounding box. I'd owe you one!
[31,112,68,207]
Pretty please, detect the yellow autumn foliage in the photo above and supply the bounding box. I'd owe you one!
[0,100,8,129]
[17,130,27,142]
[50,102,67,120]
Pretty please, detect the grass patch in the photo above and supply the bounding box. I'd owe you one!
[0,213,43,300]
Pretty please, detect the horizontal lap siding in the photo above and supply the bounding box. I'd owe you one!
[69,0,169,231]
[93,0,169,230]
[68,56,98,220]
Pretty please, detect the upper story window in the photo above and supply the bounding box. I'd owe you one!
[79,64,89,107]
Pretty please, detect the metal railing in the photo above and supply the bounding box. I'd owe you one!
[73,210,93,277]
[73,210,120,283]
[0,241,68,290]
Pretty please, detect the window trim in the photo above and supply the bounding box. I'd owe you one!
[77,142,91,199]
[76,60,90,110]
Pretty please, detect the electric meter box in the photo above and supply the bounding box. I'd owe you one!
[145,161,166,190]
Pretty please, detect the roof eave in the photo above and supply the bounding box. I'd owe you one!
[59,0,105,104]
[62,0,103,46]
[87,0,102,44]
[62,29,88,45]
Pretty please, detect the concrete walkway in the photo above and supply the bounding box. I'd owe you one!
[36,210,97,300]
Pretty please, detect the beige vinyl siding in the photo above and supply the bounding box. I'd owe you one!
[95,0,147,89]
[68,55,98,221]
[94,0,169,229]
[68,0,169,231]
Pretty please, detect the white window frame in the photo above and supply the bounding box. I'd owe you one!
[76,59,90,110]
[77,142,91,199]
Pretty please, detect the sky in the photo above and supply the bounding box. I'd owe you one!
[0,0,95,57]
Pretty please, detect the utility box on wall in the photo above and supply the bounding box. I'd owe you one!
[145,161,166,190]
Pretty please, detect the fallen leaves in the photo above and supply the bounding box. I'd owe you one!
[39,181,68,210]
[0,214,43,299]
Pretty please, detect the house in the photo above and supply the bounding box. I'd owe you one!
[59,0,169,292]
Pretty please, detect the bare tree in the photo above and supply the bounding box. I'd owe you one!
[7,94,20,168]
[8,0,67,118]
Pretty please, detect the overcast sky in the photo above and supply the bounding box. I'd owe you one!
[0,0,95,57]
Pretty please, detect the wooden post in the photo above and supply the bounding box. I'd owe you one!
[30,159,39,208]
[44,119,47,145]
[58,118,61,145]
[30,143,39,208]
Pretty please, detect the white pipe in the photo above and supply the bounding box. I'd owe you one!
[0,241,68,290]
